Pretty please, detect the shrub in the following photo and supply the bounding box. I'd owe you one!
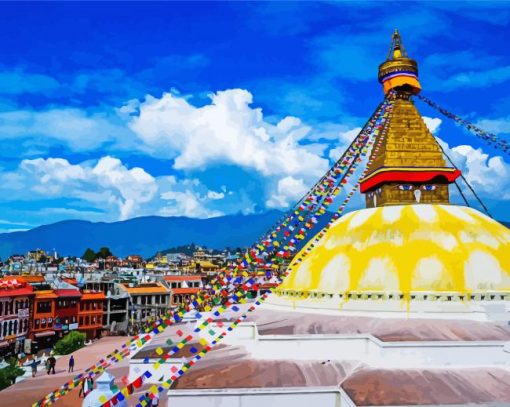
[0,359,24,390]
[53,331,86,355]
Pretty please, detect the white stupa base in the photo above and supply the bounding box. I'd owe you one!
[265,293,510,321]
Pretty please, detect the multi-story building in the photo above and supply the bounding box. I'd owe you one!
[119,282,170,324]
[83,278,129,334]
[78,290,106,340]
[31,289,57,350]
[0,277,33,355]
[163,276,203,307]
[54,287,82,339]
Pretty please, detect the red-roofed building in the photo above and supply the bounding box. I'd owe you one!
[78,290,106,340]
[0,277,34,355]
[54,288,81,339]
[31,290,57,350]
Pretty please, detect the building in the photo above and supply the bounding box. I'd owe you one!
[119,282,170,325]
[77,290,106,340]
[54,287,81,339]
[31,289,57,350]
[163,276,203,306]
[0,277,33,356]
[165,30,510,407]
[83,277,129,334]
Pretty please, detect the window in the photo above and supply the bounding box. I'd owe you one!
[8,321,13,335]
[41,318,46,329]
[23,319,28,332]
[37,301,52,314]
[35,319,40,329]
[2,322,6,336]
[0,302,3,316]
[85,316,89,326]
[79,317,84,326]
[13,320,18,335]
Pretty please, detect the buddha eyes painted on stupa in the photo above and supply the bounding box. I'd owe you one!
[396,184,437,191]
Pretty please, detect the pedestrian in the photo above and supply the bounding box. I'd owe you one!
[152,392,159,407]
[68,355,74,372]
[30,358,38,378]
[79,377,88,398]
[86,376,94,396]
[47,355,56,375]
[145,392,152,407]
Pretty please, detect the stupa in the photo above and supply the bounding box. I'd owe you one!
[270,29,510,318]
[161,30,510,407]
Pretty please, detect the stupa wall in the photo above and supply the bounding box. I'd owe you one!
[365,183,449,207]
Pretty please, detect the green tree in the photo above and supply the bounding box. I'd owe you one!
[0,358,24,390]
[53,331,86,355]
[82,248,96,262]
[95,247,113,259]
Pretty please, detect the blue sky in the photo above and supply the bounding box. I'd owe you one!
[0,1,509,232]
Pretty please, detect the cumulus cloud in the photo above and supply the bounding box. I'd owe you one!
[423,116,442,134]
[128,89,329,178]
[437,138,510,200]
[0,156,158,220]
[266,176,308,208]
[0,107,134,153]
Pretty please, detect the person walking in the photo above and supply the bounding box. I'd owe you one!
[68,355,74,372]
[79,377,87,398]
[30,358,38,378]
[47,355,56,375]
[86,376,94,396]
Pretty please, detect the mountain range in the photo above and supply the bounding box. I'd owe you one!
[0,211,291,259]
[0,210,507,260]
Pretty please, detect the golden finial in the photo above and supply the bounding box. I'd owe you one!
[379,29,421,95]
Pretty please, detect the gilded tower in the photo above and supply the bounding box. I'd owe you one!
[360,30,461,208]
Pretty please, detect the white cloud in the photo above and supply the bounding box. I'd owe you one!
[437,138,510,200]
[128,89,329,178]
[0,107,136,154]
[160,190,224,218]
[0,156,158,220]
[266,176,308,208]
[207,190,225,200]
[423,116,442,134]
[475,117,510,134]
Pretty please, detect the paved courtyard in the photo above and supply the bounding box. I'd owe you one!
[0,336,165,407]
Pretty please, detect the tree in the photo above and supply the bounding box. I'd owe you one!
[53,331,86,355]
[0,358,24,390]
[82,248,96,263]
[96,247,113,259]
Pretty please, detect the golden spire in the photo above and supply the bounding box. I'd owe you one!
[379,29,421,94]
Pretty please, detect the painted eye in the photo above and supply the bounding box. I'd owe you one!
[422,185,437,191]
[398,185,413,191]
[376,188,382,195]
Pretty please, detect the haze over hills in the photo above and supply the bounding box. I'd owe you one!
[0,211,292,259]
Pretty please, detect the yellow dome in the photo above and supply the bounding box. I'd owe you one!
[278,205,510,296]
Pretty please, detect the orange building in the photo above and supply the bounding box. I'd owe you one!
[31,290,57,349]
[78,290,106,340]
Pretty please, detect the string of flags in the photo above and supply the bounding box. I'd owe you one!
[99,93,398,407]
[417,94,510,155]
[36,92,397,407]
